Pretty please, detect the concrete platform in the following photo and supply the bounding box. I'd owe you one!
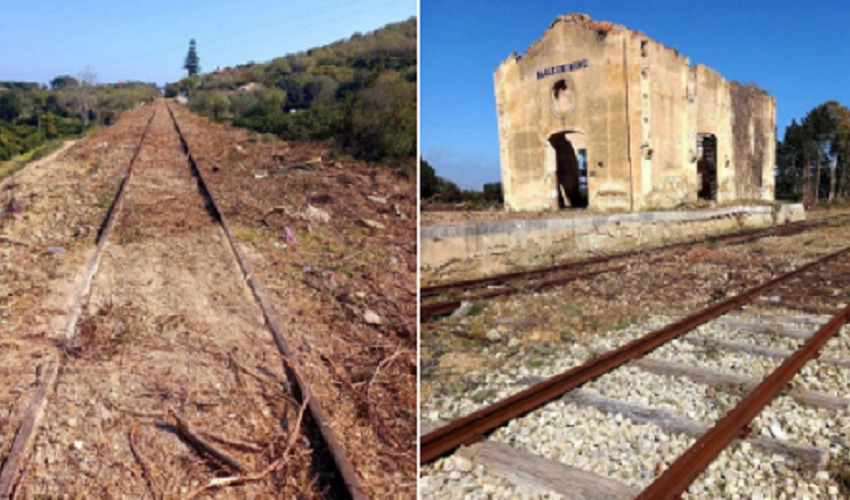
[421,204,805,279]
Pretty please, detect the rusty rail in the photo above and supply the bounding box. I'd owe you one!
[421,214,850,302]
[420,244,850,463]
[0,105,158,498]
[638,302,850,499]
[421,264,630,321]
[164,103,367,500]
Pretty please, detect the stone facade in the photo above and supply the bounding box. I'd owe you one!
[494,13,776,212]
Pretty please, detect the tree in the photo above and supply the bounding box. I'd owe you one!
[209,91,230,119]
[42,112,58,138]
[76,67,97,128]
[420,158,462,201]
[776,101,850,204]
[483,182,503,202]
[0,92,23,121]
[421,158,437,199]
[184,39,201,76]
[167,19,416,162]
[50,75,78,90]
[805,103,836,203]
[824,101,850,201]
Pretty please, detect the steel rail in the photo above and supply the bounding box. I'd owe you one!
[164,103,367,500]
[420,245,850,463]
[421,214,850,299]
[421,264,629,321]
[638,302,850,499]
[420,217,848,321]
[0,105,158,498]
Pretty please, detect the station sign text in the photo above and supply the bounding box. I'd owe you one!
[536,58,588,80]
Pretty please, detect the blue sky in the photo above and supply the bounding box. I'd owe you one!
[422,0,850,190]
[0,0,415,86]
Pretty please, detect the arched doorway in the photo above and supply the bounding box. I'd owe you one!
[548,132,588,208]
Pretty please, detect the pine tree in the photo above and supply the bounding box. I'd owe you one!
[184,39,200,76]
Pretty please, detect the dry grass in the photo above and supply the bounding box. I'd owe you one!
[68,301,143,360]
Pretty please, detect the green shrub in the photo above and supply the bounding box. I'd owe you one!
[175,18,416,163]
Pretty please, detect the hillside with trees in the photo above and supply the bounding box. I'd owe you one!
[0,78,157,162]
[776,101,850,204]
[165,18,416,163]
[421,157,503,208]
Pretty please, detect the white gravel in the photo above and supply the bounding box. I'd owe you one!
[752,394,850,450]
[583,366,743,424]
[684,441,843,499]
[421,312,850,498]
[423,320,675,421]
[490,401,696,488]
[421,456,565,499]
[647,337,784,379]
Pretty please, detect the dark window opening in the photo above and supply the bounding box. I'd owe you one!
[697,134,718,201]
[549,133,588,208]
[553,79,568,98]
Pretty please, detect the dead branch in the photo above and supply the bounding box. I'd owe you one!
[0,235,28,247]
[105,395,166,419]
[185,398,309,499]
[322,352,404,449]
[228,351,299,408]
[200,431,264,453]
[128,426,163,500]
[227,352,268,384]
[169,409,248,474]
[366,347,411,403]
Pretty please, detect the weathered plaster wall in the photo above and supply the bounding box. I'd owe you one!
[495,18,632,212]
[730,82,776,201]
[494,14,776,213]
[421,204,805,280]
[642,37,693,209]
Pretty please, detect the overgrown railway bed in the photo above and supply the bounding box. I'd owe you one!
[0,99,412,498]
[421,244,850,498]
[421,213,850,322]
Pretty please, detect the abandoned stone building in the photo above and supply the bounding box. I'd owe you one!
[494,13,776,212]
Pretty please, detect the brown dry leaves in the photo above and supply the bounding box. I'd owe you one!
[166,104,417,498]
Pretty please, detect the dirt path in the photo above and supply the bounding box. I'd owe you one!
[6,102,324,498]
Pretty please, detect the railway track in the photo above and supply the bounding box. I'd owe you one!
[421,245,850,497]
[0,100,365,499]
[421,214,850,321]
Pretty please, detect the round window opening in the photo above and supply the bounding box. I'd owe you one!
[551,77,576,119]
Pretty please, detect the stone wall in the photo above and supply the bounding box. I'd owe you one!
[421,204,805,281]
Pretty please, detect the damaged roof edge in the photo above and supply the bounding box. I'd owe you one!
[496,12,773,98]
[500,12,627,66]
